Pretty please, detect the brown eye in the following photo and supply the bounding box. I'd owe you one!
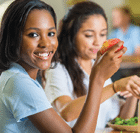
[100,34,107,37]
[28,32,38,38]
[85,35,93,37]
[48,32,55,37]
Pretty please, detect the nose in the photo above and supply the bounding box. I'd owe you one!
[38,35,51,48]
[93,35,100,46]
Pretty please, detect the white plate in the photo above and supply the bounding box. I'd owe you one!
[108,122,138,132]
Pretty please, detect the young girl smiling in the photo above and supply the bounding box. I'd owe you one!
[0,0,131,133]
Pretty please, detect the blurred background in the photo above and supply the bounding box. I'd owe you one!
[0,0,140,32]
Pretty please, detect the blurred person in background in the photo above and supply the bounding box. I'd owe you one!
[108,6,140,83]
[108,6,140,56]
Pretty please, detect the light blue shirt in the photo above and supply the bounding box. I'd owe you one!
[108,24,140,55]
[0,63,52,133]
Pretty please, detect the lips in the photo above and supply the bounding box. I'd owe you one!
[34,51,53,60]
[90,48,99,54]
[92,49,99,54]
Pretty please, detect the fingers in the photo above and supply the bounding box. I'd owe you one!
[124,93,133,98]
[118,91,132,98]
[107,41,123,52]
[129,75,140,94]
[125,81,140,98]
[96,50,102,58]
[107,41,127,58]
[94,51,102,66]
[123,85,138,98]
[130,83,140,95]
[119,91,129,96]
[117,75,140,98]
[114,46,127,58]
[132,75,140,86]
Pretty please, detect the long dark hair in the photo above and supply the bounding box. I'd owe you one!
[0,0,57,72]
[56,1,107,97]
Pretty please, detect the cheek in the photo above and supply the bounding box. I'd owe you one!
[20,42,35,58]
[21,38,33,52]
[100,37,107,47]
[75,36,90,52]
[52,39,58,49]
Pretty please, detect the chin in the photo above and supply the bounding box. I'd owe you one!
[92,55,97,60]
[39,62,51,70]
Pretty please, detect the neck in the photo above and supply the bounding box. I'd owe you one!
[18,62,39,80]
[120,23,130,33]
[27,69,39,80]
[77,58,93,75]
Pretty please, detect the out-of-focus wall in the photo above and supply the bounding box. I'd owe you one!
[91,0,125,32]
[0,0,7,4]
[42,0,66,28]
[125,0,140,16]
[125,0,140,26]
[0,0,130,32]
[0,0,13,23]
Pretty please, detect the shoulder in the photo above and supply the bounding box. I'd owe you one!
[130,24,140,31]
[1,71,52,122]
[2,70,49,105]
[45,62,68,78]
[9,73,37,87]
[2,71,41,97]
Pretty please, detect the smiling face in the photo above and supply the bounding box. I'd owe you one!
[19,9,58,74]
[75,14,107,60]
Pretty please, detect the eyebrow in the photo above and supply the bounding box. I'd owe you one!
[24,27,56,32]
[83,29,108,32]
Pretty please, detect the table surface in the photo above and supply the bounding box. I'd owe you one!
[95,127,137,133]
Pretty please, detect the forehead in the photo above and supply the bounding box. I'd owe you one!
[80,15,107,30]
[112,9,123,16]
[24,9,55,29]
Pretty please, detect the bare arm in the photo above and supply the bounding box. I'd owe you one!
[54,75,140,122]
[28,42,126,133]
[53,95,87,122]
[53,83,115,122]
[114,75,140,99]
[119,96,138,119]
[113,75,140,119]
[28,69,105,133]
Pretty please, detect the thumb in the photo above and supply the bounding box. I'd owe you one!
[96,50,102,60]
[94,51,102,66]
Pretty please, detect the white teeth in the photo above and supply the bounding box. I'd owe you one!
[38,53,49,57]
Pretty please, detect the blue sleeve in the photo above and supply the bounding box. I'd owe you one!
[3,74,52,122]
[133,26,140,47]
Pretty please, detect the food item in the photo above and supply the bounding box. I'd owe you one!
[110,117,138,126]
[100,38,124,55]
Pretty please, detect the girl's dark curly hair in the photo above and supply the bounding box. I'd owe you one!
[56,1,107,97]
